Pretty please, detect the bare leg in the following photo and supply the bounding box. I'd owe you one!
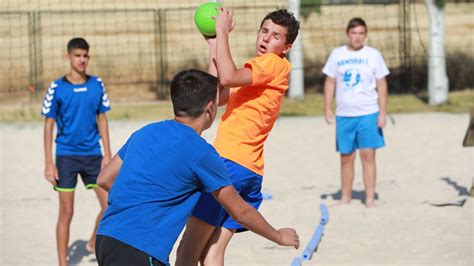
[332,152,356,206]
[200,227,235,266]
[175,216,216,266]
[87,187,108,253]
[360,149,377,208]
[57,191,75,266]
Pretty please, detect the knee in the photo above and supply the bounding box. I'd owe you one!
[360,153,375,164]
[341,154,355,166]
[59,207,74,222]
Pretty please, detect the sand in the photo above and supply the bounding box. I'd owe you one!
[1,112,473,265]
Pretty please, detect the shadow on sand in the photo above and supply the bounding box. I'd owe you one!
[68,239,96,265]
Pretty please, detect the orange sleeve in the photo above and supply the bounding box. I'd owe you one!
[244,53,286,87]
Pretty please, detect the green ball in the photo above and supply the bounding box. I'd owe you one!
[194,2,221,37]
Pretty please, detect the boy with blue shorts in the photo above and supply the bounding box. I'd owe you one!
[42,37,111,265]
[95,69,299,266]
[176,8,300,266]
[323,18,389,208]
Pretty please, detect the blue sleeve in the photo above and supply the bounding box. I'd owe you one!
[41,81,59,118]
[118,135,132,160]
[97,77,111,114]
[194,149,232,193]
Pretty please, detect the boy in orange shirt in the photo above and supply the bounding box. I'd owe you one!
[176,8,300,266]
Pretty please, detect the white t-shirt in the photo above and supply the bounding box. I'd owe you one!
[323,45,389,117]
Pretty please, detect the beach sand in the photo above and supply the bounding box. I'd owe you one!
[1,112,472,265]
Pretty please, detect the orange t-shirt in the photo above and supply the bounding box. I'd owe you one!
[213,53,291,176]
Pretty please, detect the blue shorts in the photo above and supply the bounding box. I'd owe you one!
[192,158,263,232]
[336,112,385,154]
[55,155,102,192]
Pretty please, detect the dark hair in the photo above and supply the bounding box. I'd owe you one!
[67,37,89,53]
[170,69,218,118]
[259,9,300,45]
[346,17,367,33]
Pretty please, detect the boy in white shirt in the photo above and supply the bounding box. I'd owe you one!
[323,17,389,208]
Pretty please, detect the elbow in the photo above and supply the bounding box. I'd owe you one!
[230,204,253,226]
[219,78,232,88]
[96,174,109,191]
[218,73,235,88]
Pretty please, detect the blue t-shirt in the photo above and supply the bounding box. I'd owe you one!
[97,120,231,265]
[41,75,111,155]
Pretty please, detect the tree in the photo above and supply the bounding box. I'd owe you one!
[425,0,449,105]
[287,0,322,100]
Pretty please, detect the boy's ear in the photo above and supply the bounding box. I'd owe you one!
[282,43,292,55]
[205,100,214,116]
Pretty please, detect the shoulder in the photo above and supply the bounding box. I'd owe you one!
[87,75,105,87]
[248,53,290,73]
[47,77,66,96]
[327,46,346,60]
[50,77,64,88]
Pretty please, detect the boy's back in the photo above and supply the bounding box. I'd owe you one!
[214,52,291,175]
[98,120,230,263]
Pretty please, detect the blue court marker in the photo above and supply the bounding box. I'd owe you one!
[290,203,329,265]
[262,191,273,200]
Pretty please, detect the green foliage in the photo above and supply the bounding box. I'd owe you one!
[300,0,323,21]
[435,0,445,9]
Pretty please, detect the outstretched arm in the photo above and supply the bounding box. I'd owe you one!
[97,154,122,192]
[212,186,300,248]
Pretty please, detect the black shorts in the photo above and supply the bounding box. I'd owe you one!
[55,155,102,192]
[96,235,165,266]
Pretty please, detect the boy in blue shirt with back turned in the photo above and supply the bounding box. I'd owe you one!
[41,37,111,266]
[95,69,299,266]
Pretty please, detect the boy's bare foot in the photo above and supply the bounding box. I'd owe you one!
[86,241,94,253]
[329,198,351,207]
[365,199,376,208]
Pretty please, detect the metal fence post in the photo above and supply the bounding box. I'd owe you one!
[28,10,43,100]
[399,0,411,92]
[154,8,168,99]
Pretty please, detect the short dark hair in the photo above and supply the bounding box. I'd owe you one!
[170,69,218,118]
[346,17,367,33]
[260,9,300,45]
[67,37,89,53]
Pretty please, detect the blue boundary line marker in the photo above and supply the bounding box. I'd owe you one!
[291,203,329,266]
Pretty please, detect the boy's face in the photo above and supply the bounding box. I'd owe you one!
[347,25,367,51]
[67,48,89,74]
[256,19,292,57]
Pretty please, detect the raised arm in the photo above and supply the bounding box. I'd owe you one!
[212,185,299,248]
[206,37,230,106]
[215,8,252,89]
